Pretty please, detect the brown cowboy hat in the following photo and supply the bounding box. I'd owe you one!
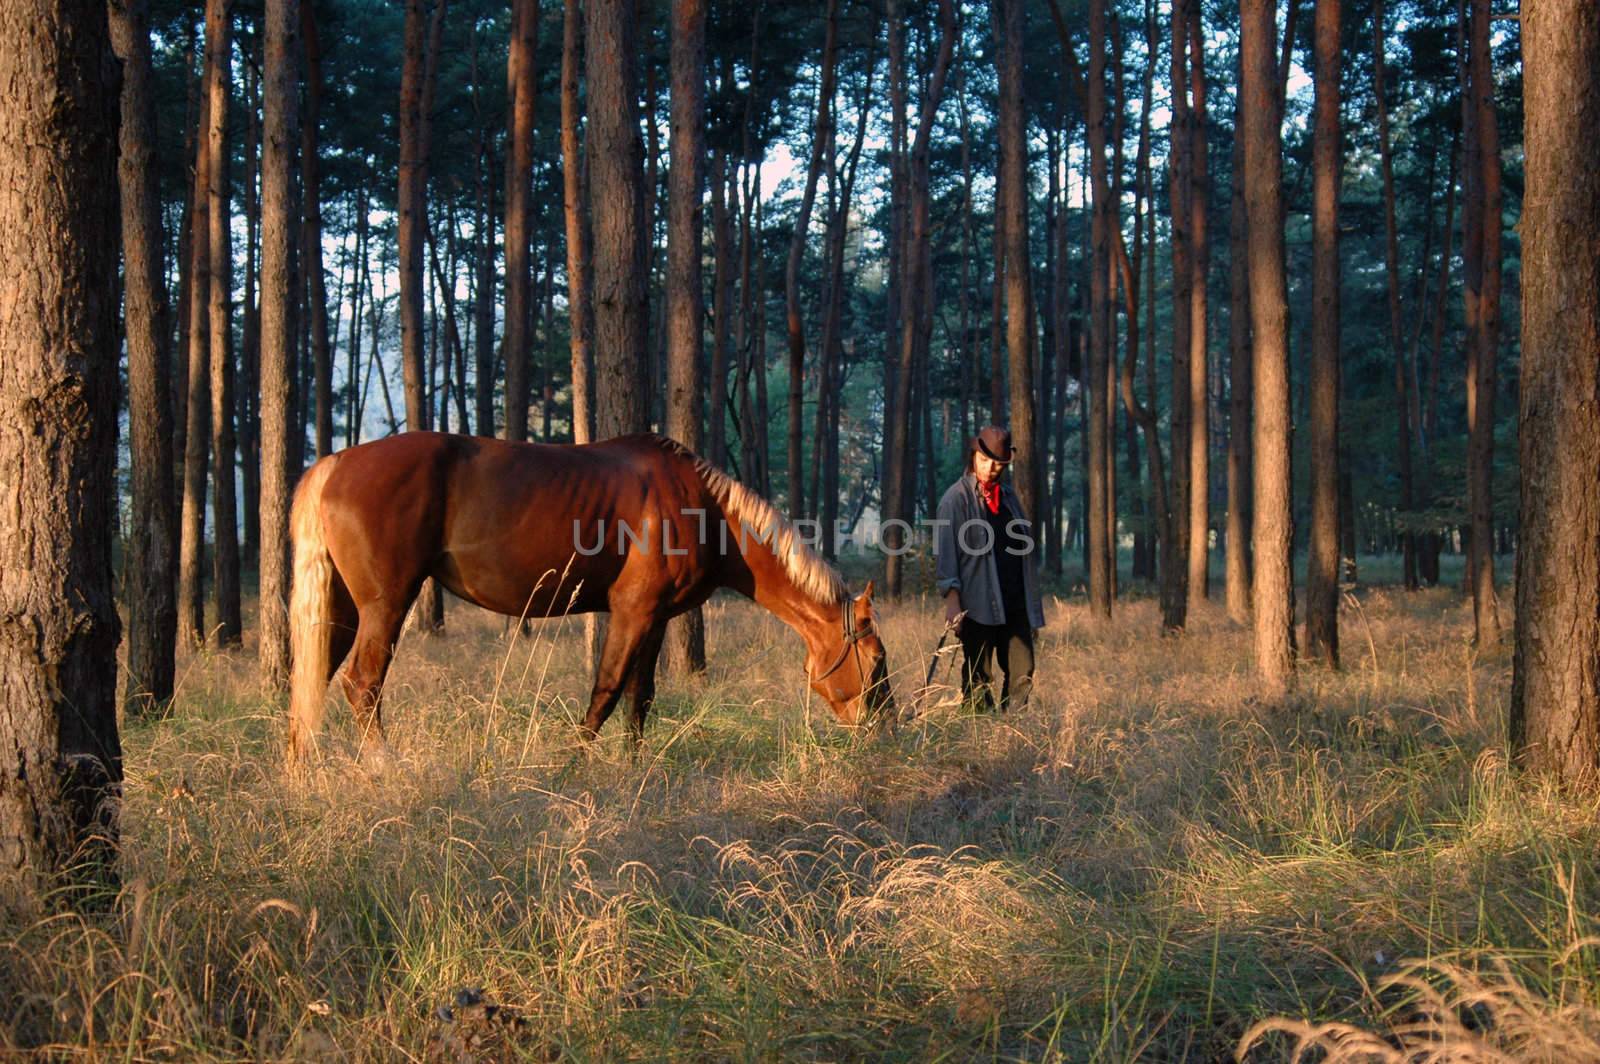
[975,425,1018,464]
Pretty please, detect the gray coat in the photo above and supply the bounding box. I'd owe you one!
[933,472,1046,630]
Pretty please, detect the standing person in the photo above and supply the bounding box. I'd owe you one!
[934,426,1046,711]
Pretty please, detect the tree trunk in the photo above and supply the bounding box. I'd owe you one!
[427,215,469,438]
[177,31,214,650]
[709,151,732,466]
[664,0,707,675]
[562,0,594,444]
[1225,77,1254,625]
[346,186,368,446]
[420,0,449,629]
[1305,0,1341,666]
[752,183,772,496]
[888,0,952,597]
[1242,0,1296,695]
[112,0,178,715]
[1373,0,1415,592]
[1042,124,1060,573]
[0,0,123,906]
[1511,0,1600,784]
[644,60,665,434]
[1164,0,1193,631]
[998,0,1040,524]
[1186,0,1211,614]
[400,0,444,632]
[302,2,333,459]
[257,0,299,693]
[784,0,838,520]
[1118,0,1156,588]
[1465,0,1501,646]
[204,0,241,647]
[810,137,837,527]
[1419,135,1457,587]
[587,0,649,437]
[1085,0,1113,619]
[240,50,261,569]
[504,0,536,442]
[817,42,875,556]
[173,21,198,500]
[881,0,906,521]
[400,0,429,439]
[988,187,1005,428]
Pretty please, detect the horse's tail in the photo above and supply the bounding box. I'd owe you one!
[287,454,340,764]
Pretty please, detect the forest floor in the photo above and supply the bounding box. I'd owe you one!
[7,558,1600,1061]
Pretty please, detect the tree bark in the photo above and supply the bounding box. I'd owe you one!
[240,48,261,568]
[998,0,1040,523]
[173,21,198,498]
[0,0,123,905]
[1511,0,1600,785]
[664,0,707,674]
[504,0,537,442]
[882,0,906,516]
[400,0,444,632]
[1086,0,1113,619]
[587,0,649,438]
[1465,0,1501,646]
[817,42,875,557]
[302,2,333,459]
[204,0,241,647]
[1373,0,1416,592]
[400,0,429,440]
[346,185,368,446]
[1225,74,1254,625]
[112,0,178,715]
[428,214,469,438]
[257,0,299,693]
[753,186,771,495]
[562,0,594,443]
[887,0,953,597]
[644,59,665,434]
[1419,135,1457,586]
[177,28,214,650]
[784,0,839,520]
[1305,0,1341,666]
[1123,0,1172,600]
[1186,0,1211,614]
[1242,0,1296,695]
[1164,0,1193,631]
[709,150,733,466]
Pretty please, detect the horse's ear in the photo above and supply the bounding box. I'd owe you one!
[860,579,875,601]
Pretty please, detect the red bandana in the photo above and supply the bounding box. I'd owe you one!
[977,479,1001,514]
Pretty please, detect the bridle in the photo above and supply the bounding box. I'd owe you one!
[808,599,874,686]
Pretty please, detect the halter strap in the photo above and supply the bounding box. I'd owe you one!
[808,600,870,684]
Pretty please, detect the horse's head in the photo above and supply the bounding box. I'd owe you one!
[807,581,895,727]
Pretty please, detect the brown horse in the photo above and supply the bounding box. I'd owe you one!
[286,431,892,763]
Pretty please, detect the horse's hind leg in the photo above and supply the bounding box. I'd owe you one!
[623,623,667,746]
[337,600,408,766]
[579,609,656,741]
[327,569,359,684]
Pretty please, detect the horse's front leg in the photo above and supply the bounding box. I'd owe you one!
[622,622,667,747]
[579,608,656,741]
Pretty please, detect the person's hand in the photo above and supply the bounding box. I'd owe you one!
[944,594,962,626]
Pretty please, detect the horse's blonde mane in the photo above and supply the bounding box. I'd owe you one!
[650,435,849,607]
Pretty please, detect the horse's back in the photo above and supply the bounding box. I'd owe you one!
[312,432,717,618]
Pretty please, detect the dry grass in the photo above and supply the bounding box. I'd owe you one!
[4,571,1600,1061]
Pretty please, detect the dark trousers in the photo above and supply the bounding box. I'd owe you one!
[958,618,1035,712]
